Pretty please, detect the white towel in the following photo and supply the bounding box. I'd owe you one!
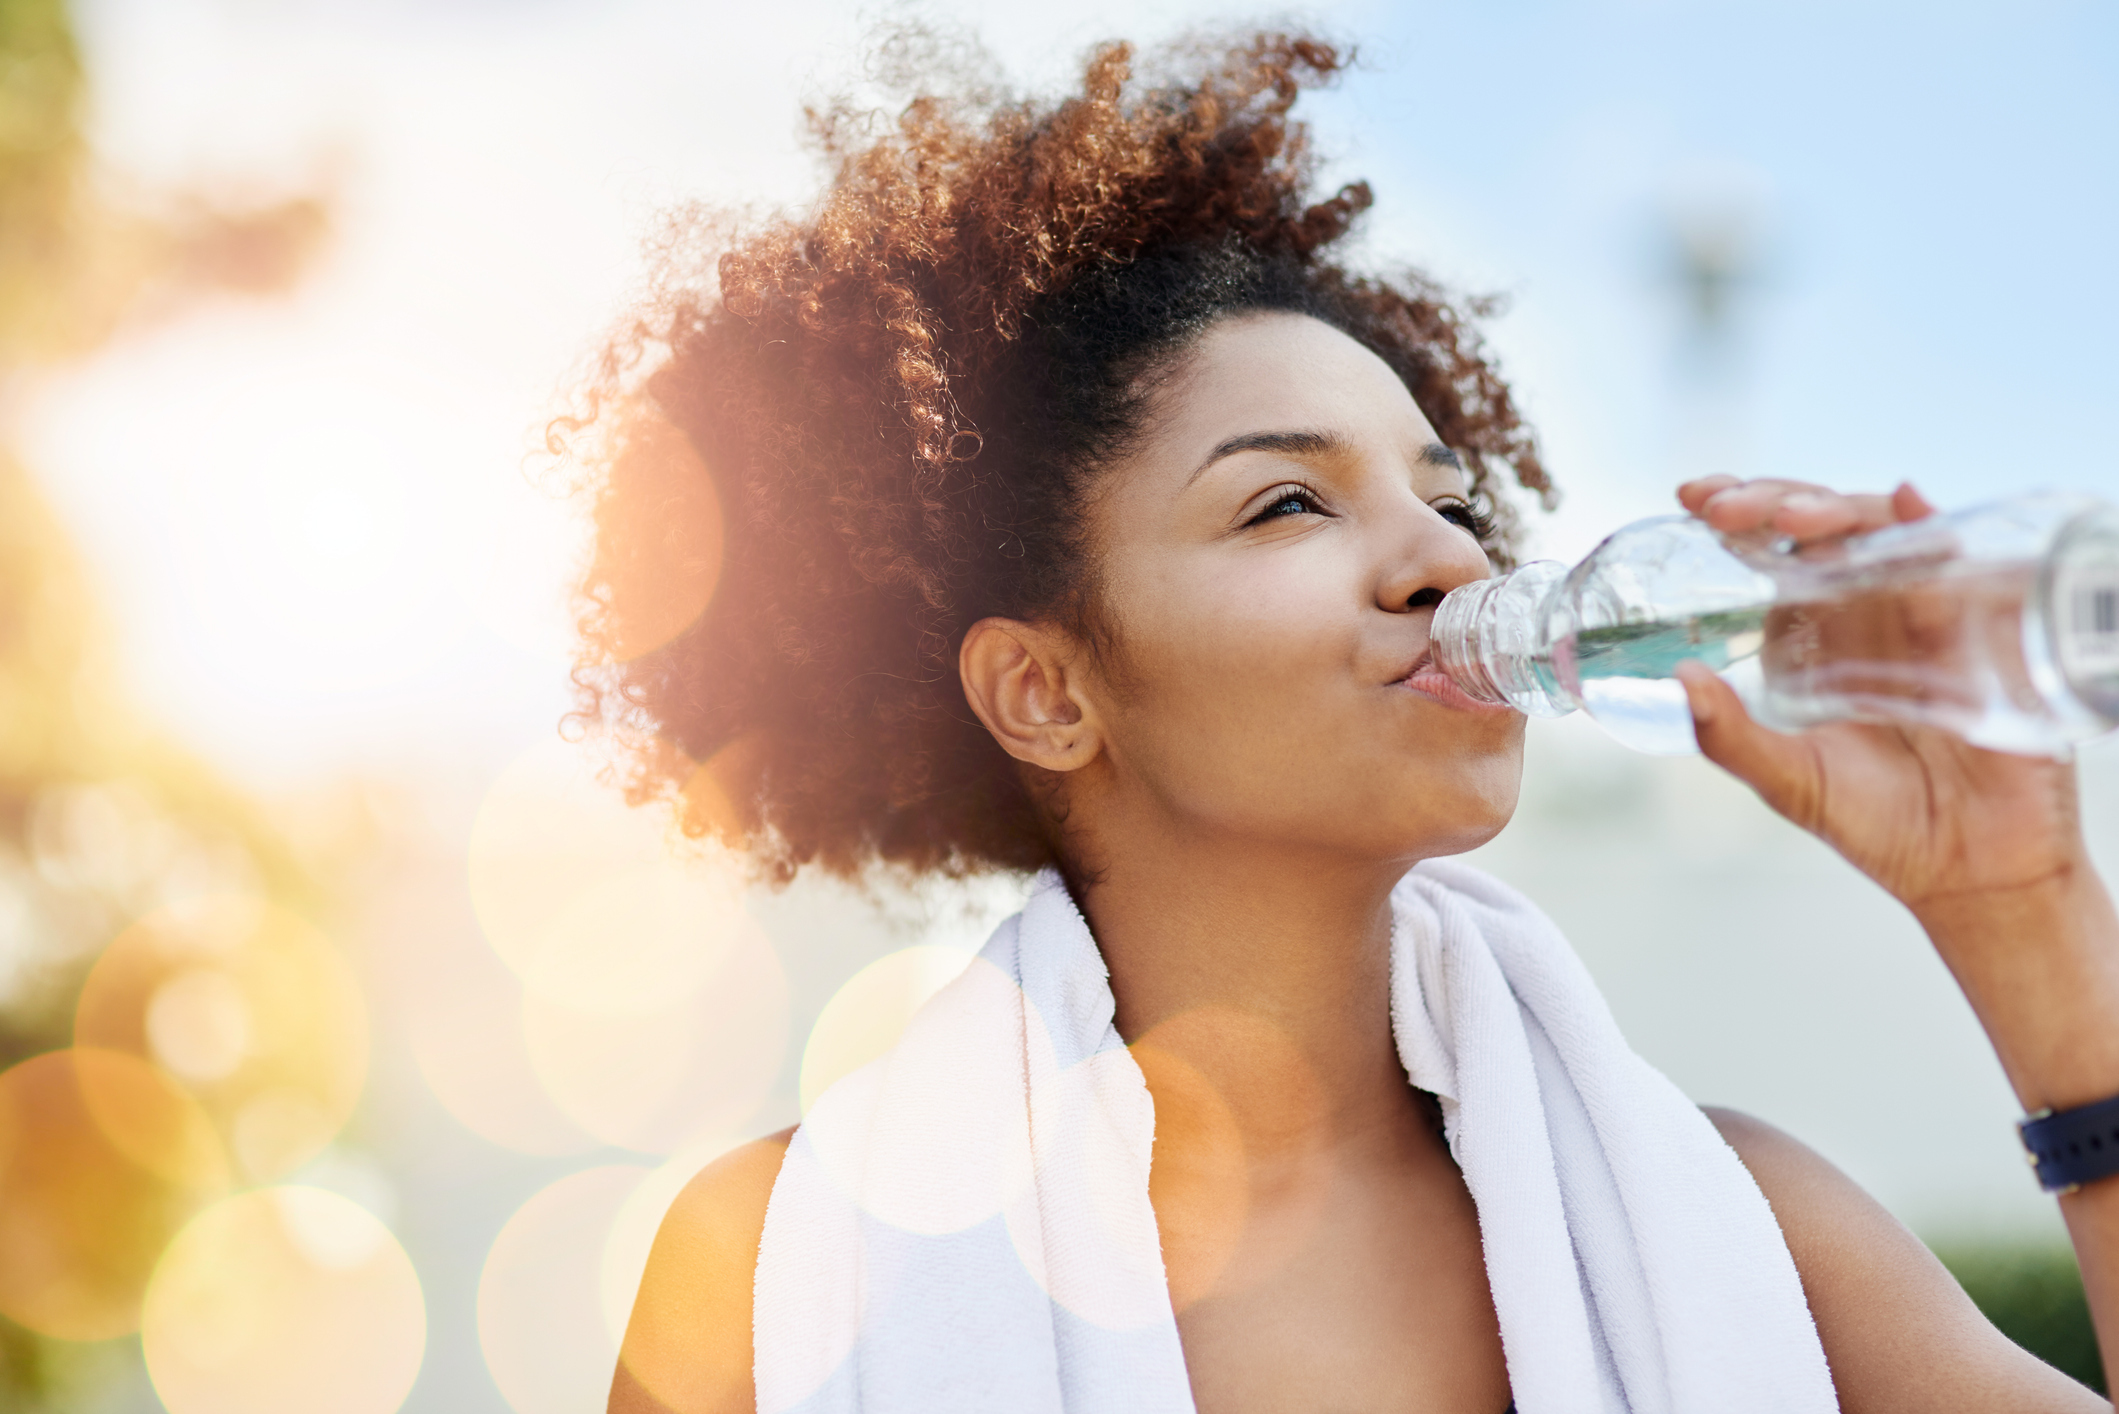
[754,861,1839,1414]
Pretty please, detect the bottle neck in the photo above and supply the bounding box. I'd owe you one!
[1431,561,1572,718]
[1431,578,1514,705]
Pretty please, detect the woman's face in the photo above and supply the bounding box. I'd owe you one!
[1077,310,1525,865]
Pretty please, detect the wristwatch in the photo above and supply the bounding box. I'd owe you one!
[2018,1092,2119,1194]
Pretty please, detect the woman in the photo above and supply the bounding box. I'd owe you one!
[567,33,2119,1413]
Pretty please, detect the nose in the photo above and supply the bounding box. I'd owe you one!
[1377,503,1494,615]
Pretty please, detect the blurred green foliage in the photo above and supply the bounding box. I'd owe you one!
[0,0,84,362]
[0,0,326,371]
[0,0,335,1406]
[0,448,339,1407]
[1937,1243,2106,1393]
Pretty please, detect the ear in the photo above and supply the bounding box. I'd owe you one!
[958,617,1103,772]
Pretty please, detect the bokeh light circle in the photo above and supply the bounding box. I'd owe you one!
[76,896,369,1181]
[465,740,674,990]
[598,1138,742,1348]
[146,967,252,1082]
[142,1185,425,1414]
[522,904,788,1153]
[592,414,724,663]
[386,890,597,1157]
[519,863,746,1009]
[1003,1047,1194,1331]
[804,956,1037,1236]
[0,1048,229,1340]
[468,739,791,1154]
[799,944,974,1113]
[478,1164,650,1414]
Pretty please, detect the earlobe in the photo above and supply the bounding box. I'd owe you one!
[958,618,1101,772]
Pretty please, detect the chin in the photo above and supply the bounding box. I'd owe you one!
[1276,776,1516,867]
[1392,745,1524,860]
[1420,808,1515,860]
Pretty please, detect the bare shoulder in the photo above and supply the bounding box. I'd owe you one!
[608,1127,795,1414]
[1702,1106,2102,1413]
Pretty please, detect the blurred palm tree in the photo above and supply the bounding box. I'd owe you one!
[0,0,337,1404]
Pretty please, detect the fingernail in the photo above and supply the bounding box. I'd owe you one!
[1783,492,1823,512]
[1675,662,1716,723]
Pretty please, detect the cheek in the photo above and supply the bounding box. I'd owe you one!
[1108,667,1317,816]
[1105,603,1513,826]
[1100,566,1353,752]
[1088,540,1523,853]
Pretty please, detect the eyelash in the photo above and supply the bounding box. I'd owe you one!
[1435,498,1499,542]
[1244,485,1498,542]
[1246,484,1323,524]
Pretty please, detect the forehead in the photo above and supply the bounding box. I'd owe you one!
[1143,310,1441,456]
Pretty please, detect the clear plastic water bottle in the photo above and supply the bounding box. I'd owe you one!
[1432,492,2119,756]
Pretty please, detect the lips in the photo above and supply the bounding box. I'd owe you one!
[1395,649,1515,715]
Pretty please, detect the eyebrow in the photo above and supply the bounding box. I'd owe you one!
[1187,430,1461,485]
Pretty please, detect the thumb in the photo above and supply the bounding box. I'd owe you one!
[1675,662,1822,829]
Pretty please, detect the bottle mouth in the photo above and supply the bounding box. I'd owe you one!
[1430,561,1574,719]
[1431,580,1512,706]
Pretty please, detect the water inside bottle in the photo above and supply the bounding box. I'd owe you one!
[1545,563,2110,756]
[1550,610,1769,754]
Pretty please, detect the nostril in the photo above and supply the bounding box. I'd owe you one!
[1405,587,1444,610]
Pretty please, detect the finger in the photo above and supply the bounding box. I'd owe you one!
[1677,475,1741,514]
[1693,479,1909,544]
[1769,491,1864,541]
[1892,481,1936,522]
[1771,490,1899,542]
[1676,661,1821,828]
[1696,478,1835,534]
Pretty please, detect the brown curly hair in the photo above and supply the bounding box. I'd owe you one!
[558,31,1552,883]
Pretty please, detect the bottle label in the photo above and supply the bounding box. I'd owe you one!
[2059,558,2119,680]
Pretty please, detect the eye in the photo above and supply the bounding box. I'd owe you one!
[1432,497,1497,541]
[1246,484,1325,525]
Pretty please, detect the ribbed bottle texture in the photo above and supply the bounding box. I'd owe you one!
[1431,561,1569,717]
[1431,493,2119,757]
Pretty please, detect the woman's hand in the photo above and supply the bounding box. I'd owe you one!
[1670,477,2117,1111]
[1672,474,2119,1117]
[1670,474,2086,916]
[1675,476,2119,1395]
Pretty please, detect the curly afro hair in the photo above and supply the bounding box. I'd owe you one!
[557,30,1552,883]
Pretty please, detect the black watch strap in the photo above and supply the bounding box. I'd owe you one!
[2018,1092,2119,1194]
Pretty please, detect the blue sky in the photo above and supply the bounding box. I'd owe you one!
[35,0,2119,772]
[1306,0,2119,547]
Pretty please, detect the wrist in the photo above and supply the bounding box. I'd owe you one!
[2020,1094,2119,1194]
[1913,864,2119,1113]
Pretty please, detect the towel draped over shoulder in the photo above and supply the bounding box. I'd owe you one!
[753,861,1840,1414]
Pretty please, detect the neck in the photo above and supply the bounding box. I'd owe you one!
[1074,827,1421,1167]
